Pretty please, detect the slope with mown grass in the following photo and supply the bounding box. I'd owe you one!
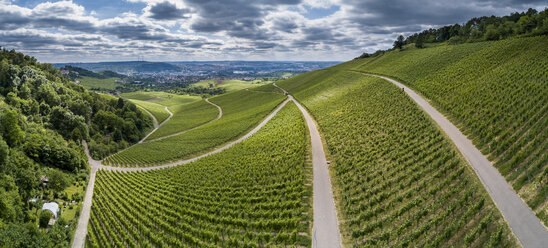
[87,102,312,247]
[146,99,219,140]
[127,99,171,124]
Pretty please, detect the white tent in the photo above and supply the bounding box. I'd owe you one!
[41,202,59,219]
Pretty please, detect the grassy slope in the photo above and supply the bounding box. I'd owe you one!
[104,90,286,166]
[278,69,517,247]
[147,99,219,140]
[351,36,548,225]
[88,102,311,247]
[192,79,270,92]
[120,91,201,107]
[126,99,171,124]
[78,76,122,90]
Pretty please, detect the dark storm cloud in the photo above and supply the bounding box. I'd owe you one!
[0,31,84,48]
[148,1,190,20]
[187,0,302,39]
[344,0,546,28]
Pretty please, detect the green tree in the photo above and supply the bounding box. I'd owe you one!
[47,170,70,192]
[393,35,405,50]
[0,109,24,147]
[0,175,23,222]
[39,211,51,228]
[0,137,8,166]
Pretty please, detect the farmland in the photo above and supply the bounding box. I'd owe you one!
[78,76,123,90]
[192,79,271,92]
[87,102,312,247]
[126,99,171,124]
[351,35,548,225]
[120,91,201,107]
[147,100,219,140]
[278,72,517,247]
[103,90,286,166]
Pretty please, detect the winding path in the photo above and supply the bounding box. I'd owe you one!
[72,98,290,247]
[137,106,173,143]
[361,73,548,248]
[274,83,342,248]
[145,98,223,143]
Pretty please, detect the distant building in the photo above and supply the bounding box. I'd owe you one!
[60,70,69,75]
[42,202,59,219]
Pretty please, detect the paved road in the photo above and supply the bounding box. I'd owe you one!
[138,106,173,143]
[364,73,548,248]
[145,98,222,143]
[274,83,342,248]
[72,98,290,247]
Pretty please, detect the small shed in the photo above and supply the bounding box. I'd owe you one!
[42,202,60,219]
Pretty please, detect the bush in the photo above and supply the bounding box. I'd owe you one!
[39,211,51,228]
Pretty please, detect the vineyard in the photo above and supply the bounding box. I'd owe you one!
[87,102,312,247]
[128,99,171,124]
[103,90,286,166]
[352,35,548,225]
[146,100,219,140]
[278,72,517,247]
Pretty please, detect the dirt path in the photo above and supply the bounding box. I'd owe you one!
[144,98,222,143]
[71,98,290,247]
[363,73,548,248]
[274,83,342,248]
[71,141,99,248]
[138,106,173,143]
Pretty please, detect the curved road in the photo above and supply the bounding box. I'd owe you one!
[138,106,173,143]
[72,98,290,247]
[145,98,223,143]
[274,83,342,248]
[363,73,548,248]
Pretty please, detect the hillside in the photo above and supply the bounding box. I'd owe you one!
[349,35,548,226]
[0,48,152,246]
[55,61,181,74]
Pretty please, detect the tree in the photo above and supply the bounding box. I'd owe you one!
[39,211,51,228]
[415,34,425,48]
[47,170,70,192]
[0,137,8,166]
[0,109,24,147]
[0,175,22,222]
[393,35,405,50]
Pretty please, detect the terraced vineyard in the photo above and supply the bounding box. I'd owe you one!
[128,99,171,124]
[278,72,517,247]
[352,35,548,225]
[103,90,286,166]
[87,103,312,247]
[147,100,219,140]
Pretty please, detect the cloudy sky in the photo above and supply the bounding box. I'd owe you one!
[0,0,546,62]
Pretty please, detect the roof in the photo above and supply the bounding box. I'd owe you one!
[42,202,59,219]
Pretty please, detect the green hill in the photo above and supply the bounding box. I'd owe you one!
[350,35,548,225]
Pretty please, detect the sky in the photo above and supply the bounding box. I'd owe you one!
[0,0,546,63]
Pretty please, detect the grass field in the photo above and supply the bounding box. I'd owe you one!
[192,79,271,92]
[147,99,219,140]
[78,76,123,90]
[126,99,171,124]
[120,91,201,107]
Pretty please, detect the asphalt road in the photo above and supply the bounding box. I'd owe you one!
[138,106,173,143]
[366,73,548,248]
